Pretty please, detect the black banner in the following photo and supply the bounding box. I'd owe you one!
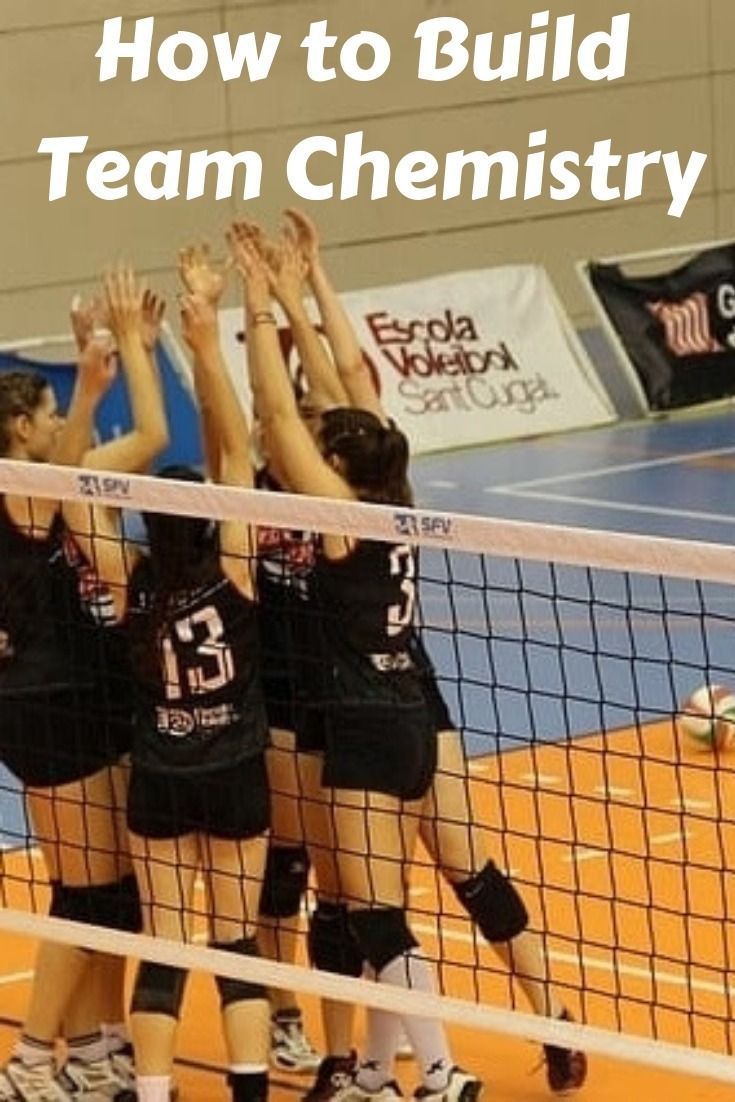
[589,245,735,411]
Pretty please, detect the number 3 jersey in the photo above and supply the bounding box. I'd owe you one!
[127,559,267,774]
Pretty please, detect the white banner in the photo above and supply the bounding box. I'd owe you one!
[219,266,615,455]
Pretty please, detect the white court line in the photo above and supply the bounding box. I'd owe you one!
[519,773,562,786]
[410,923,735,1000]
[0,970,33,986]
[651,831,692,845]
[490,445,735,492]
[425,480,458,489]
[564,847,608,863]
[594,786,635,799]
[669,798,712,811]
[486,488,735,528]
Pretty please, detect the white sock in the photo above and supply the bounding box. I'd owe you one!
[136,1074,171,1102]
[357,1010,404,1090]
[374,952,452,1092]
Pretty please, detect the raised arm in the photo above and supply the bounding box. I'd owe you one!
[178,241,242,482]
[83,268,169,473]
[3,332,117,536]
[286,208,387,423]
[260,222,347,411]
[227,227,352,503]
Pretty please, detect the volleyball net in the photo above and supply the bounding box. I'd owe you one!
[1,457,735,1087]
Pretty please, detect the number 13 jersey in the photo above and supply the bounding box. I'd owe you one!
[128,560,267,774]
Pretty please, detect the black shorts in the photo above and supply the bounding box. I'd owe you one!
[322,699,437,801]
[0,691,125,789]
[127,753,270,840]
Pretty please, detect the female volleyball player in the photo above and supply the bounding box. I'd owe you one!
[230,231,482,1102]
[0,269,167,1102]
[238,211,587,1099]
[72,276,272,1102]
[229,220,366,1078]
[176,239,322,1075]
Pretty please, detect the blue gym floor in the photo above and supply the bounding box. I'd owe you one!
[2,406,735,848]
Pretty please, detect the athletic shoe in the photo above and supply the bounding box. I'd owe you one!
[413,1068,482,1102]
[271,1014,322,1073]
[2,1059,74,1102]
[107,1047,135,1093]
[303,1054,358,1102]
[59,1056,126,1098]
[542,1011,588,1095]
[324,1080,402,1102]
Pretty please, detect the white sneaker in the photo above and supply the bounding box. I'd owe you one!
[108,1049,135,1093]
[3,1059,73,1102]
[270,1015,321,1073]
[330,1081,403,1102]
[59,1057,125,1098]
[413,1069,483,1102]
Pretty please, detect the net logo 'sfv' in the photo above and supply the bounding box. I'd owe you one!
[394,512,453,540]
[77,473,131,500]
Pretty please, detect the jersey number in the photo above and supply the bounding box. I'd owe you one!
[161,606,235,701]
[387,545,416,637]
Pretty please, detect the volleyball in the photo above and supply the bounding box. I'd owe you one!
[677,685,735,751]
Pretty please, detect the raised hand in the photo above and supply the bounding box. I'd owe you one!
[179,292,219,352]
[141,289,166,353]
[284,208,320,268]
[77,332,117,400]
[268,228,309,313]
[178,243,229,305]
[70,294,106,353]
[103,266,146,344]
[227,223,272,314]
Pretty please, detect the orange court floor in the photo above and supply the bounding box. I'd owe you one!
[0,721,734,1102]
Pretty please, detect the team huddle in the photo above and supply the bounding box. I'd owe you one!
[0,212,587,1102]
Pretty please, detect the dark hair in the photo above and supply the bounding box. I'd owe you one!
[0,371,50,456]
[143,466,219,596]
[319,408,412,507]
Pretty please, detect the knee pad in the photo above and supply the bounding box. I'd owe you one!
[49,876,142,933]
[453,861,528,943]
[210,936,267,1008]
[131,961,188,1019]
[348,907,418,974]
[259,845,310,919]
[308,901,364,978]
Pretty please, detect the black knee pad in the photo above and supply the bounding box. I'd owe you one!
[308,901,364,977]
[348,907,418,974]
[49,877,142,933]
[259,845,310,919]
[453,861,529,943]
[131,961,188,1019]
[210,936,267,1008]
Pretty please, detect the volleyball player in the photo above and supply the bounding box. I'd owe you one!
[230,232,482,1102]
[0,270,166,1102]
[230,221,367,1078]
[175,239,322,1074]
[241,212,588,1098]
[72,279,272,1102]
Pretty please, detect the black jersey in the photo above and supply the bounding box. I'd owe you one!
[255,468,315,601]
[61,531,134,742]
[314,539,437,801]
[128,559,267,774]
[0,498,96,697]
[313,539,418,665]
